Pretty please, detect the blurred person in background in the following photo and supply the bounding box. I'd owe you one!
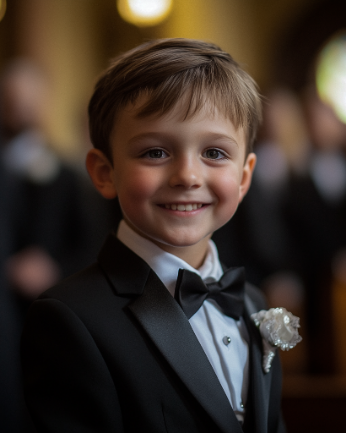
[0,59,111,432]
[284,85,346,374]
[0,59,108,310]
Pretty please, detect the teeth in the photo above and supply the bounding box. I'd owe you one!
[164,204,203,211]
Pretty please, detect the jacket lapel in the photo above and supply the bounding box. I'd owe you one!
[243,302,272,433]
[129,270,243,433]
[98,234,243,433]
[98,232,151,296]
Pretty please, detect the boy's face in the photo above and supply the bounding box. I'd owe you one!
[87,97,256,266]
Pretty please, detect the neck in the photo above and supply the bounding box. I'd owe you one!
[151,237,210,269]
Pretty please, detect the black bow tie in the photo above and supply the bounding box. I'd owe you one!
[174,267,245,320]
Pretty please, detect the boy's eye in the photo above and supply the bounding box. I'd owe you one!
[144,149,167,159]
[203,149,225,160]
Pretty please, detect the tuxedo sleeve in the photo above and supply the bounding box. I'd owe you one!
[21,298,124,433]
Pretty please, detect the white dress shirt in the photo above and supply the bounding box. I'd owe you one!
[117,220,249,422]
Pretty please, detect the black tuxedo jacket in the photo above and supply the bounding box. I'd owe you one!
[21,233,286,433]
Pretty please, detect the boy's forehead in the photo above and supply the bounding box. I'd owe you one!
[116,92,241,129]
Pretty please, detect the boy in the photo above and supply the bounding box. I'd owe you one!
[21,39,286,433]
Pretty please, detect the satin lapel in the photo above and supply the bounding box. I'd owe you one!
[129,270,243,433]
[243,307,272,433]
[98,233,151,296]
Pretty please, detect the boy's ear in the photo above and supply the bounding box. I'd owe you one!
[85,149,117,199]
[238,152,257,203]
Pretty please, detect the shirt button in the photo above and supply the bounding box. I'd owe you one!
[223,336,231,346]
[240,402,244,408]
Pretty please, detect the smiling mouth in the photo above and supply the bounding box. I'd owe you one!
[163,203,204,211]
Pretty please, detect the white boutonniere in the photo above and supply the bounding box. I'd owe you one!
[251,308,302,373]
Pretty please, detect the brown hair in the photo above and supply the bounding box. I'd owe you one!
[88,38,262,160]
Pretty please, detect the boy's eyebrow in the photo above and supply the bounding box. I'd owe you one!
[128,132,167,144]
[203,132,240,146]
[128,131,240,146]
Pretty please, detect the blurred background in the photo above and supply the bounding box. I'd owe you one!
[0,0,346,432]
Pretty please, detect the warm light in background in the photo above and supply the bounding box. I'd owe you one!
[117,0,172,27]
[0,0,7,22]
[316,32,346,124]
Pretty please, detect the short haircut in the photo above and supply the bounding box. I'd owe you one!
[88,38,262,160]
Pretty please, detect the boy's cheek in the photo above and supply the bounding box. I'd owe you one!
[213,182,244,225]
[212,176,242,203]
[116,171,157,199]
[126,181,156,201]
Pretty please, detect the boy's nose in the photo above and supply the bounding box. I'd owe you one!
[168,158,203,189]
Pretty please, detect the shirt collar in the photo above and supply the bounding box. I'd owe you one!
[117,220,223,296]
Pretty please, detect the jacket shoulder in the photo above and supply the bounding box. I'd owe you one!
[38,263,116,311]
